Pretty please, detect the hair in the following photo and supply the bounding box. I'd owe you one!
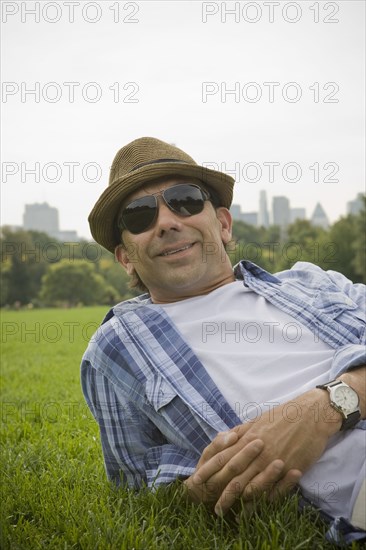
[116,178,224,294]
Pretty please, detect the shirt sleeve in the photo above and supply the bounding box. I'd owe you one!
[81,359,198,488]
[326,268,366,312]
[322,268,366,429]
[325,267,366,378]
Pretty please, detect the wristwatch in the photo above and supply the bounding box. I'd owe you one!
[316,379,361,430]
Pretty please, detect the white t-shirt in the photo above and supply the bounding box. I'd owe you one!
[162,280,334,420]
[161,280,365,521]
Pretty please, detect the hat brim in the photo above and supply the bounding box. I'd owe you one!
[88,161,235,253]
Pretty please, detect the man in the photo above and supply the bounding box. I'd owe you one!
[81,137,366,544]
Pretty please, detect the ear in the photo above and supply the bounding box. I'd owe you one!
[115,244,136,277]
[216,207,233,245]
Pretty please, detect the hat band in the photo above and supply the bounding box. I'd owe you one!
[130,158,190,172]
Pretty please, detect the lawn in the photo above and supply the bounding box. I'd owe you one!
[0,307,361,549]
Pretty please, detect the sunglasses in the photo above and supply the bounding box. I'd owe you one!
[117,183,211,234]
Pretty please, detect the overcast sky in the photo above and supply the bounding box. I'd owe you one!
[1,1,365,239]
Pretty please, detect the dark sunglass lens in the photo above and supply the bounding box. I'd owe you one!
[166,185,205,216]
[122,196,157,234]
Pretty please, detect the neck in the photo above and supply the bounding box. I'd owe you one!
[151,272,236,304]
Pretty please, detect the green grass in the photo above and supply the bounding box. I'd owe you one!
[0,308,362,549]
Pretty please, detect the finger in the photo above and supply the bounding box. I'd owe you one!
[240,459,285,501]
[215,458,284,515]
[183,475,219,504]
[230,423,252,438]
[194,438,264,485]
[268,469,303,501]
[197,431,239,468]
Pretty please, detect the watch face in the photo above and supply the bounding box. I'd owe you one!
[333,385,359,412]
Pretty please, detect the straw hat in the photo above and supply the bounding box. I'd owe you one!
[88,137,235,253]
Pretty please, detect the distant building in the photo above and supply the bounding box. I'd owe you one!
[230,204,242,221]
[23,202,59,237]
[258,190,269,228]
[290,208,306,224]
[22,202,78,241]
[241,212,258,226]
[347,193,365,216]
[272,196,290,228]
[56,230,79,242]
[230,204,258,226]
[311,203,329,229]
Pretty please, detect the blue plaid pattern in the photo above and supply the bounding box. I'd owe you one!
[81,260,366,541]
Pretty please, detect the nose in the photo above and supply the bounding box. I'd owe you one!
[154,197,183,236]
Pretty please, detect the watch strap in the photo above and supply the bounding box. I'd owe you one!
[316,379,342,390]
[341,410,362,430]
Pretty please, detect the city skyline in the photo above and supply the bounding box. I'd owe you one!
[229,190,364,230]
[2,162,364,240]
[5,190,364,241]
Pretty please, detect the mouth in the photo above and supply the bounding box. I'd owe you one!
[159,243,195,257]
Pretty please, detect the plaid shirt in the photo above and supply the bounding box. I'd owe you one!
[81,260,366,542]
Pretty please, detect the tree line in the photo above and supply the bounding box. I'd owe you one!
[0,230,136,308]
[1,200,364,308]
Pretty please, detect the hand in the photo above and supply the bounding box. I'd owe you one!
[183,431,296,511]
[183,431,263,507]
[186,388,337,515]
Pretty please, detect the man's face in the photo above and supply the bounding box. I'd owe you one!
[115,178,234,303]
